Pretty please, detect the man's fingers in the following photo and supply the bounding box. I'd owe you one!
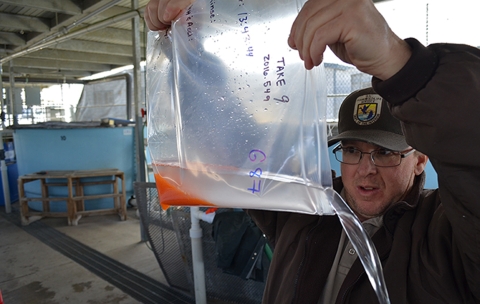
[145,7,165,31]
[145,0,169,31]
[289,1,316,59]
[144,0,195,31]
[289,0,335,68]
[163,0,196,22]
[306,14,346,68]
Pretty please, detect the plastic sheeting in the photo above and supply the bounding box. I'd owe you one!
[75,78,128,121]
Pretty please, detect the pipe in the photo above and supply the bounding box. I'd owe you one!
[131,0,147,243]
[0,130,11,213]
[8,61,17,126]
[31,0,122,48]
[0,64,4,129]
[0,8,145,65]
[190,207,207,304]
[131,0,146,183]
[198,210,215,224]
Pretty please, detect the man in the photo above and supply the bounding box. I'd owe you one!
[246,87,432,303]
[145,0,480,302]
[328,87,427,222]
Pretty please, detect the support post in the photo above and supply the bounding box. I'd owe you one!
[8,61,17,127]
[0,133,11,213]
[131,0,147,242]
[190,207,207,304]
[1,64,12,213]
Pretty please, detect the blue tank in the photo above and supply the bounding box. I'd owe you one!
[13,123,136,212]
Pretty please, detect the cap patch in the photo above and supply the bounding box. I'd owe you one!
[353,94,383,126]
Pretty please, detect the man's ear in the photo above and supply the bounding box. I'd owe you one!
[414,152,428,176]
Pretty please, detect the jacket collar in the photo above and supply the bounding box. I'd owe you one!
[383,172,425,234]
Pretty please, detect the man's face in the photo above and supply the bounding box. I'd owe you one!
[340,140,427,221]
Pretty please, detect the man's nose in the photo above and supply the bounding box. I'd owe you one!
[357,152,377,175]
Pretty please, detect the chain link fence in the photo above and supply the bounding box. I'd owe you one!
[135,182,269,304]
[325,63,372,123]
[325,63,371,137]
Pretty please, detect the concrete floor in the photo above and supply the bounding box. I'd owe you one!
[0,199,266,304]
[0,203,169,304]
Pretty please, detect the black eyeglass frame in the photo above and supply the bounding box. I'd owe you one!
[332,144,416,167]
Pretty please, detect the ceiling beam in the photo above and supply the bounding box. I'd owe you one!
[24,49,133,66]
[0,32,26,46]
[80,27,138,46]
[54,39,144,57]
[6,0,122,54]
[10,57,113,72]
[0,0,82,15]
[2,66,91,78]
[0,12,50,32]
[2,8,142,64]
[0,1,148,85]
[2,76,85,85]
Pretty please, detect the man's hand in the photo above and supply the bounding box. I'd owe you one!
[144,0,196,31]
[288,0,411,80]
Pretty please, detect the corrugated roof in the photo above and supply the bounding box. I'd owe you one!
[0,0,149,85]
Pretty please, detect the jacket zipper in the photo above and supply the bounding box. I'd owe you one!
[291,220,322,303]
[339,272,364,304]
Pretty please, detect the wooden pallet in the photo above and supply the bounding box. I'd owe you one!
[19,168,127,226]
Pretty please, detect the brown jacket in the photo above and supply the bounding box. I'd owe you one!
[247,38,480,303]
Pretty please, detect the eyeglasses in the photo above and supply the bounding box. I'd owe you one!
[332,144,416,167]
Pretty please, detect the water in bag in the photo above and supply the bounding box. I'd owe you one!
[147,0,333,214]
[146,0,390,302]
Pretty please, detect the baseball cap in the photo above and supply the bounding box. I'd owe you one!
[328,87,409,151]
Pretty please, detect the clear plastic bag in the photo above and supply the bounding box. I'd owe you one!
[146,0,333,215]
[146,2,392,301]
